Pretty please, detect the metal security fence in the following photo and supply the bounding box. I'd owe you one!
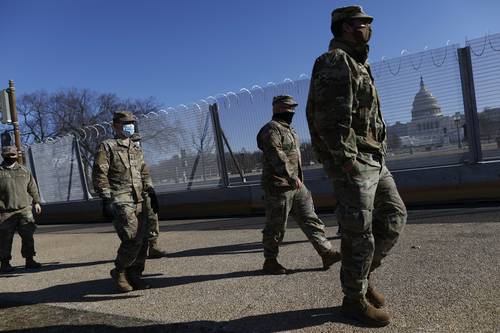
[28,135,89,202]
[139,103,220,191]
[371,44,467,169]
[468,33,500,160]
[5,32,500,204]
[214,77,315,181]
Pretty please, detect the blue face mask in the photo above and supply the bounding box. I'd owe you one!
[122,124,135,138]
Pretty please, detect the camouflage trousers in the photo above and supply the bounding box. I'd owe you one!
[0,207,36,261]
[329,159,407,300]
[144,195,160,241]
[262,185,332,259]
[112,197,149,271]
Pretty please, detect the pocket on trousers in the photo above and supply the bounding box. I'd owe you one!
[113,204,138,241]
[265,193,287,229]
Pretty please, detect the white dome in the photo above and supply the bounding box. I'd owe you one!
[411,77,443,121]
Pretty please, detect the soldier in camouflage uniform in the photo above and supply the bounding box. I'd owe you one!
[257,95,341,275]
[0,146,42,273]
[131,133,168,260]
[92,111,156,292]
[306,6,407,327]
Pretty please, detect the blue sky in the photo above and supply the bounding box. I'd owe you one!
[1,0,500,107]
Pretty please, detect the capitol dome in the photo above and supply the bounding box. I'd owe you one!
[411,77,443,121]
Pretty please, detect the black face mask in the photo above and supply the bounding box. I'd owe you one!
[3,157,17,165]
[352,25,372,45]
[273,112,295,125]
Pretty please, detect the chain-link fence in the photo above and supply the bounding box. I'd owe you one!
[8,32,500,204]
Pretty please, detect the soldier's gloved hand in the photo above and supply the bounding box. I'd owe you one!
[289,177,302,190]
[146,187,159,214]
[34,203,42,215]
[102,198,114,220]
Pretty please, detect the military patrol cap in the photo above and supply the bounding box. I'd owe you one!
[1,146,18,157]
[113,110,136,123]
[331,5,373,25]
[272,95,298,107]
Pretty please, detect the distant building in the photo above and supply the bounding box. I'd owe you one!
[478,107,500,143]
[387,77,464,150]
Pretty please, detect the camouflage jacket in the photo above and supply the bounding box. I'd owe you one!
[257,119,303,191]
[92,138,153,202]
[0,162,40,212]
[306,38,387,169]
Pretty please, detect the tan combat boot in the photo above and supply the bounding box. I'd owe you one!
[148,239,168,259]
[366,278,386,308]
[0,260,14,273]
[25,257,42,269]
[126,268,151,290]
[341,297,390,327]
[262,258,287,275]
[320,249,342,270]
[110,268,133,292]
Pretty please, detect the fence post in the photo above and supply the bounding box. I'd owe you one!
[74,136,93,200]
[27,146,45,203]
[209,103,229,187]
[457,46,482,162]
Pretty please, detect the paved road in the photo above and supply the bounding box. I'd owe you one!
[1,207,499,332]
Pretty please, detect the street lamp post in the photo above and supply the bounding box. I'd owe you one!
[6,80,24,163]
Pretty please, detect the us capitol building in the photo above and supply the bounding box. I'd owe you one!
[387,77,500,150]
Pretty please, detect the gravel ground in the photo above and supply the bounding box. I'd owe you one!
[0,207,499,332]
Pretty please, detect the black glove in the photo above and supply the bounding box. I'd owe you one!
[147,187,159,214]
[102,198,114,220]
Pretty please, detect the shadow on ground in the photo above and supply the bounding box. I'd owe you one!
[0,304,366,332]
[1,265,328,306]
[167,237,340,258]
[0,260,114,278]
[0,276,140,303]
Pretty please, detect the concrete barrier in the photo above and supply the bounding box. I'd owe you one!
[36,161,500,224]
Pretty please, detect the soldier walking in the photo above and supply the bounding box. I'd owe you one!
[92,111,157,292]
[0,146,42,273]
[306,6,407,327]
[257,95,341,275]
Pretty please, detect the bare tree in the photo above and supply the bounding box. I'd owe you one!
[16,88,166,187]
[17,91,58,143]
[17,88,165,146]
